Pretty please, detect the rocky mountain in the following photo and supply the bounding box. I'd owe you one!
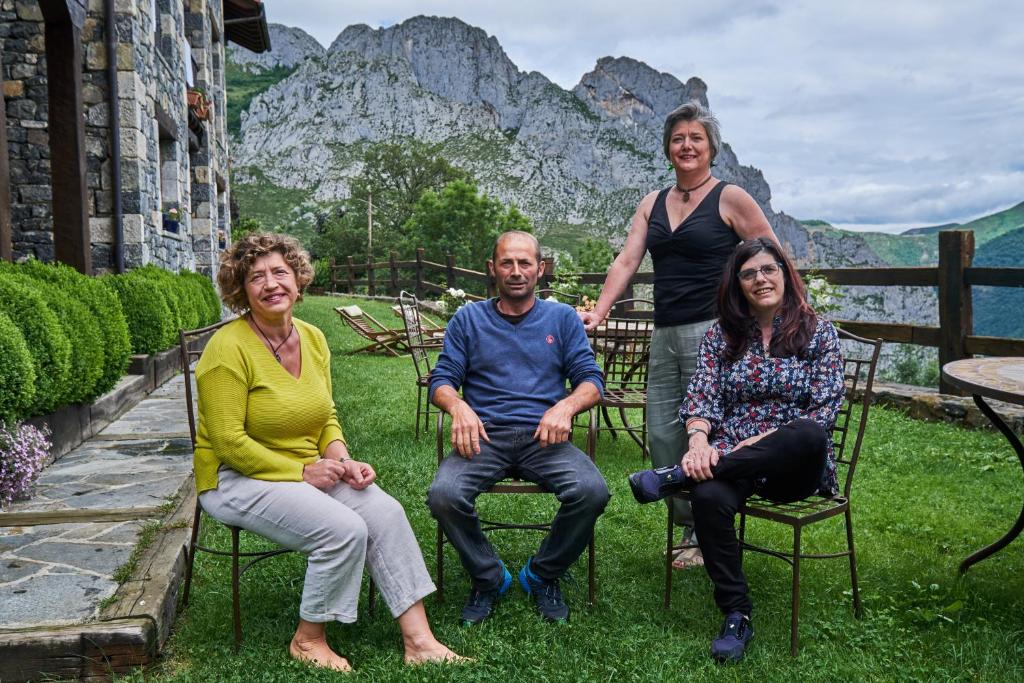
[227,23,325,72]
[227,17,1018,344]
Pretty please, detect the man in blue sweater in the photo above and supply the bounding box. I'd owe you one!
[427,231,610,625]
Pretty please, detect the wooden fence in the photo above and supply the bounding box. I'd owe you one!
[329,232,1024,394]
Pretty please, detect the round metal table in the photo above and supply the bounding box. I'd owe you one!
[941,357,1024,573]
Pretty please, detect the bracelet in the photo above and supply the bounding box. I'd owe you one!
[338,456,352,463]
[686,426,709,438]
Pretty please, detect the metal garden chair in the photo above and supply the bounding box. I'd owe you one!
[398,291,443,438]
[587,299,654,460]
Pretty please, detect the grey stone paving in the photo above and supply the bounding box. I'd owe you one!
[0,372,194,632]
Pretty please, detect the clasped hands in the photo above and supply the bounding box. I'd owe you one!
[302,457,376,491]
[449,399,575,458]
[680,428,776,481]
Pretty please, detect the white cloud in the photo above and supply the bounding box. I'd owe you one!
[263,1,1024,227]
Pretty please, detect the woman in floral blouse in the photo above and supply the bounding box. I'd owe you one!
[679,237,844,662]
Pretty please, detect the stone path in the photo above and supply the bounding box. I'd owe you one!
[0,373,195,680]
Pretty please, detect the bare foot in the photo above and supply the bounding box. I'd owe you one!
[289,636,352,672]
[404,640,471,666]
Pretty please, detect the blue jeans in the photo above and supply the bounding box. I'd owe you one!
[427,425,611,591]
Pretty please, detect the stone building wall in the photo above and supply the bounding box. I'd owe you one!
[1,1,52,262]
[1,0,233,276]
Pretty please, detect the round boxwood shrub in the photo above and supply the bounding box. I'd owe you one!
[0,274,72,416]
[1,270,103,405]
[180,270,221,326]
[106,272,176,355]
[0,311,35,423]
[17,258,131,396]
[134,265,196,342]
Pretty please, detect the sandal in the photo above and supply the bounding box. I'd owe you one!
[671,546,704,570]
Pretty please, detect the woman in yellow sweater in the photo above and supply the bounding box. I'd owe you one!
[194,233,462,672]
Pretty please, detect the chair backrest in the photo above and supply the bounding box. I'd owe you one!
[399,290,434,380]
[589,298,655,394]
[832,327,882,499]
[536,288,582,307]
[180,318,234,448]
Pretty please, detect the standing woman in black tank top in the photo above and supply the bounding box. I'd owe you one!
[579,101,779,568]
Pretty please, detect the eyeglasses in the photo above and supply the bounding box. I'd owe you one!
[737,262,783,282]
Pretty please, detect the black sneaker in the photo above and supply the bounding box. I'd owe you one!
[628,465,690,504]
[518,557,569,623]
[460,563,512,626]
[710,611,754,663]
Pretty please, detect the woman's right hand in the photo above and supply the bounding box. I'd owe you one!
[578,309,604,332]
[681,437,719,482]
[302,459,348,490]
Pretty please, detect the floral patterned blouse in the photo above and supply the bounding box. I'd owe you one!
[680,316,846,495]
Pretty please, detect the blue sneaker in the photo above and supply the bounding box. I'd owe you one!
[518,558,569,623]
[710,611,754,663]
[461,562,512,626]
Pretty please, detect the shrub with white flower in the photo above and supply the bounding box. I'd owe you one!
[439,287,468,319]
[803,272,844,318]
[0,422,51,507]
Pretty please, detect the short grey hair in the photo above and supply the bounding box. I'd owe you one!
[662,100,722,162]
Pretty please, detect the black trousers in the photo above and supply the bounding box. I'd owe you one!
[689,418,829,616]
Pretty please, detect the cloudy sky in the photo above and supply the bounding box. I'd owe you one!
[263,1,1023,233]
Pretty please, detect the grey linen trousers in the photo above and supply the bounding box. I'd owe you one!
[199,467,435,623]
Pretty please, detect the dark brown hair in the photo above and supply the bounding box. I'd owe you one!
[717,238,816,362]
[217,233,314,312]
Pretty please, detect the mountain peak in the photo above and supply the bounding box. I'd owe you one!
[228,23,325,72]
[574,56,707,126]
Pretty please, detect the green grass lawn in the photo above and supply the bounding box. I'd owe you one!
[129,295,1024,681]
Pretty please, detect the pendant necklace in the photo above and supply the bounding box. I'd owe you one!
[676,174,713,202]
[250,314,293,363]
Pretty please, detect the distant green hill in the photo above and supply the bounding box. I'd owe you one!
[900,202,1024,245]
[973,226,1024,338]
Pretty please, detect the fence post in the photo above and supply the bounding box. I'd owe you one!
[415,248,425,299]
[389,251,399,296]
[346,256,355,293]
[445,253,456,291]
[938,230,974,394]
[367,257,376,297]
[329,257,337,294]
[541,256,554,291]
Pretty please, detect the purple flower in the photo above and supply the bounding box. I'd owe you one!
[0,422,51,507]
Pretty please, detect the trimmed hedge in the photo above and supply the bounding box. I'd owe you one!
[16,258,131,396]
[0,275,72,416]
[179,270,221,327]
[105,272,176,355]
[4,272,104,405]
[0,311,35,423]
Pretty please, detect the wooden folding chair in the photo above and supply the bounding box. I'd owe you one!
[588,299,653,460]
[335,304,410,356]
[664,328,882,655]
[434,408,600,606]
[179,320,375,651]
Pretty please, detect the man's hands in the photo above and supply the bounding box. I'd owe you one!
[302,458,377,491]
[534,400,576,447]
[449,399,490,458]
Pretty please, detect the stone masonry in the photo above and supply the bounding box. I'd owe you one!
[1,0,233,276]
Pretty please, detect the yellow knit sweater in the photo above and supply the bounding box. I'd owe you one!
[193,316,345,493]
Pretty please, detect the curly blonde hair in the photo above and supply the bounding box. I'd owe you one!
[217,232,314,312]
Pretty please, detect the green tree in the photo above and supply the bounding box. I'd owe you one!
[576,238,615,272]
[311,139,469,264]
[403,179,533,271]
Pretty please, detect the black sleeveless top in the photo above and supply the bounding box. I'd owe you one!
[645,181,739,327]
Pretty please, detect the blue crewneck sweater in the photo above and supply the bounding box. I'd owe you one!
[429,298,604,427]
